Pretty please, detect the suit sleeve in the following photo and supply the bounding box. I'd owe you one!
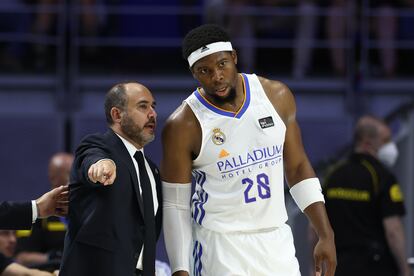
[0,201,32,230]
[73,134,113,187]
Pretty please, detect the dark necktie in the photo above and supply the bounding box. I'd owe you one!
[133,151,156,276]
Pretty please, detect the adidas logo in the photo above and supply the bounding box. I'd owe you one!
[201,46,209,53]
[219,149,229,158]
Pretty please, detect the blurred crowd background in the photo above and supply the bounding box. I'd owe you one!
[0,0,413,273]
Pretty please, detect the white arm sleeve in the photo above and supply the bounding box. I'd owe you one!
[162,181,192,274]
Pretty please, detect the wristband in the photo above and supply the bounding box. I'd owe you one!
[289,177,324,212]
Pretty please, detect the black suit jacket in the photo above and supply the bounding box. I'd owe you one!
[59,129,162,276]
[0,201,32,230]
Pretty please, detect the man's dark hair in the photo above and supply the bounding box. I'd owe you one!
[182,24,231,61]
[104,83,128,125]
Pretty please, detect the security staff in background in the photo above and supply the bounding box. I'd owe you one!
[323,115,411,276]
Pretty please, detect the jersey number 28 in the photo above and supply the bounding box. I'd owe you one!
[242,173,271,203]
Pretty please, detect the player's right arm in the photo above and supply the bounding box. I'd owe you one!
[161,102,199,183]
[161,103,201,276]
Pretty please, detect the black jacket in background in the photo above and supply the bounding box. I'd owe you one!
[0,201,32,230]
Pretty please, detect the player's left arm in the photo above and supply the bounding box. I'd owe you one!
[260,77,337,276]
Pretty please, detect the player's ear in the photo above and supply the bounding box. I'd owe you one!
[231,50,238,65]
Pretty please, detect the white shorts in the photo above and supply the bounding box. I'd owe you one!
[191,223,301,276]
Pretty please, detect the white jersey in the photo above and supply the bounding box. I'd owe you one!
[185,73,288,233]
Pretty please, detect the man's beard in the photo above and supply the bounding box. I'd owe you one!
[211,86,237,104]
[120,114,155,147]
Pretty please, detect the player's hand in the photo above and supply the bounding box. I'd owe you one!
[88,159,117,185]
[313,236,336,276]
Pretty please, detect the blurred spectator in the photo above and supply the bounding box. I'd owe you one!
[326,0,349,76]
[322,115,411,276]
[292,0,319,78]
[371,2,398,78]
[226,0,256,72]
[31,0,101,69]
[205,0,321,75]
[47,153,74,190]
[14,153,73,270]
[0,231,55,275]
[204,0,256,72]
[326,0,398,77]
[0,231,16,258]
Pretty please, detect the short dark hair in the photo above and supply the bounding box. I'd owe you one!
[182,24,231,61]
[354,123,378,144]
[353,115,384,145]
[104,83,128,125]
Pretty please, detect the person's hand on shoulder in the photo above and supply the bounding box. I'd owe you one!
[88,159,117,186]
[36,185,69,218]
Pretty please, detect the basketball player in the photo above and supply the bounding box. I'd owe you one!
[161,24,336,276]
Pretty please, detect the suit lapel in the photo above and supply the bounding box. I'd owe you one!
[105,130,144,217]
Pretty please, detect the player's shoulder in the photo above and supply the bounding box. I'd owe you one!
[165,102,197,126]
[257,75,293,98]
[163,102,199,137]
[256,75,296,123]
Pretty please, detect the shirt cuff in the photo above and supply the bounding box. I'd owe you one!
[31,200,38,223]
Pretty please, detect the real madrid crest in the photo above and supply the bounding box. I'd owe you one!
[212,128,226,145]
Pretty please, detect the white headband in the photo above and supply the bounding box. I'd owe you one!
[187,41,233,67]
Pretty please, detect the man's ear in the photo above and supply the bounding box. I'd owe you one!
[232,50,238,65]
[110,107,123,124]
